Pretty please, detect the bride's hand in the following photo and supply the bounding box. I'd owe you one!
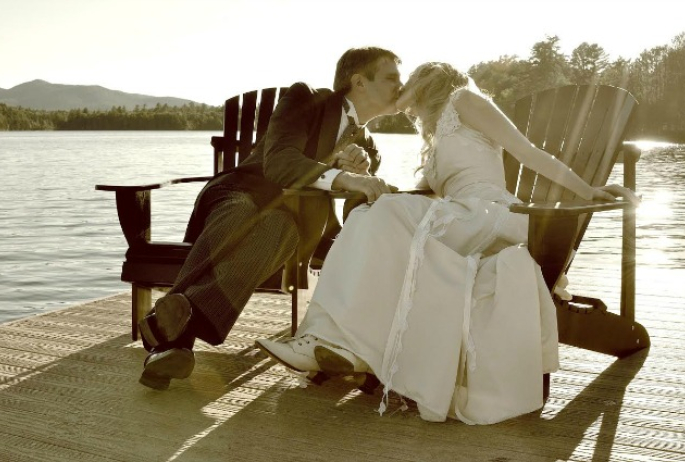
[592,184,641,206]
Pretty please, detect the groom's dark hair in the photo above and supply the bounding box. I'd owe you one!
[333,47,401,93]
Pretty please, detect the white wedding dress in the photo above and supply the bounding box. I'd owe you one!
[296,88,559,424]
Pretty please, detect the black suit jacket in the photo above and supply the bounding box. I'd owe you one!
[184,82,380,242]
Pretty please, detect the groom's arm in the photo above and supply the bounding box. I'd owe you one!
[262,83,334,189]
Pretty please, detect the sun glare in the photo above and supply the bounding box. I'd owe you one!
[630,140,677,151]
[638,189,674,223]
[637,188,681,268]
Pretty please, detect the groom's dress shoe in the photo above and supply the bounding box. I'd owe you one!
[314,345,368,374]
[255,335,323,372]
[139,348,195,390]
[139,293,192,350]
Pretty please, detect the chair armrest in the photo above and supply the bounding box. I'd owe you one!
[510,199,634,217]
[95,175,213,192]
[96,176,212,247]
[620,143,641,191]
[618,142,641,164]
[282,187,433,200]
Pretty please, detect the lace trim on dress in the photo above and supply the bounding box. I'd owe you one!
[424,89,468,179]
[378,196,480,416]
[436,89,467,139]
[423,142,438,180]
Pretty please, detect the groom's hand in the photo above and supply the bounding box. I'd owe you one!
[332,144,371,175]
[332,172,398,203]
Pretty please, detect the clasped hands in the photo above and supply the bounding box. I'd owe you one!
[330,143,397,202]
[330,143,371,175]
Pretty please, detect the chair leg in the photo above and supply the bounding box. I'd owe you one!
[291,287,298,337]
[131,284,152,341]
[283,247,299,336]
[283,193,329,337]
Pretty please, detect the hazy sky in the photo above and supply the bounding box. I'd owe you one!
[2,0,683,106]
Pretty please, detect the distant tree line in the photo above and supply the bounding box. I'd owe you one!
[0,102,223,131]
[2,32,685,142]
[374,32,685,142]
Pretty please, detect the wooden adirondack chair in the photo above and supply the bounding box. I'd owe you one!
[506,84,650,358]
[96,87,289,340]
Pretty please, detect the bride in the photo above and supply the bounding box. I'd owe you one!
[256,62,638,424]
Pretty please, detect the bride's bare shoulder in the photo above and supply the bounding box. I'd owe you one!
[451,88,492,113]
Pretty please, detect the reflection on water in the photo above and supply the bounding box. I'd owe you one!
[0,131,683,323]
[1,131,212,322]
[631,145,685,269]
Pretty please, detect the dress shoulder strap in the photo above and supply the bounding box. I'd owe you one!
[435,89,468,139]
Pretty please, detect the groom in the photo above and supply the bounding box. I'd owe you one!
[137,46,404,389]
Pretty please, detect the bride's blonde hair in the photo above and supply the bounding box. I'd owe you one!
[404,62,469,166]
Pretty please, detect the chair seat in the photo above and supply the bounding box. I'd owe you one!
[124,241,192,262]
[121,241,282,290]
[121,242,189,286]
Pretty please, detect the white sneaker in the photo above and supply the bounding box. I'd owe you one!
[255,335,323,372]
[314,344,368,374]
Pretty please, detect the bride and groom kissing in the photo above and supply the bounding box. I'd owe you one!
[135,46,638,424]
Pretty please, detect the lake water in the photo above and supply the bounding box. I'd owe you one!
[0,131,683,324]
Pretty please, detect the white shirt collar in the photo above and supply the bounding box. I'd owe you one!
[343,97,360,125]
[337,97,363,141]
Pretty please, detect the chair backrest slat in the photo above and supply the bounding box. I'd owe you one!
[217,87,288,173]
[504,95,531,194]
[558,86,611,200]
[255,87,281,142]
[220,95,240,173]
[569,85,635,194]
[238,90,259,165]
[516,90,554,201]
[530,86,583,201]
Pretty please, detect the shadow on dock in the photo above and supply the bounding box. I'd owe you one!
[0,291,679,462]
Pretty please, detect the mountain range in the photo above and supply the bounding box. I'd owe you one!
[0,80,199,111]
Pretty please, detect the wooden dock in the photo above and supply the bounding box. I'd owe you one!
[0,261,683,461]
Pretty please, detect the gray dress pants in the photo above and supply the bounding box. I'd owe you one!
[171,190,298,345]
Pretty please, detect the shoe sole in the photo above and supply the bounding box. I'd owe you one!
[139,294,192,348]
[314,345,355,375]
[139,348,195,390]
[255,340,307,373]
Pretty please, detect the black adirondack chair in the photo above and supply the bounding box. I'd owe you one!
[96,87,288,340]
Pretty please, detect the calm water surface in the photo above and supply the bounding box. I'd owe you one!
[0,131,683,323]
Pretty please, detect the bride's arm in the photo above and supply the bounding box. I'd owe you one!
[453,90,625,202]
